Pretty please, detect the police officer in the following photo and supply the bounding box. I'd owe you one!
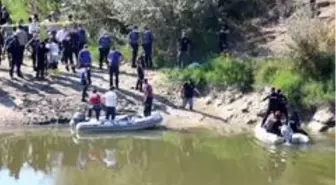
[128,25,139,68]
[277,89,288,121]
[62,35,75,73]
[35,39,49,79]
[7,35,22,78]
[142,26,153,68]
[107,47,123,88]
[98,32,111,69]
[261,87,280,126]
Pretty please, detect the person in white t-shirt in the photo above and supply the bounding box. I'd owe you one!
[56,27,68,43]
[28,18,40,35]
[103,86,117,121]
[46,39,60,75]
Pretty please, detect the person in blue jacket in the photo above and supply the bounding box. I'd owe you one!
[78,44,92,84]
[77,24,87,50]
[107,47,123,88]
[142,26,153,68]
[98,32,111,69]
[128,25,139,68]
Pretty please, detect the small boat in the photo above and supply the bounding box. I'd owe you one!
[70,111,163,134]
[254,122,310,145]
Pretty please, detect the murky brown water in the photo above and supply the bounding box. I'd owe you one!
[0,131,334,185]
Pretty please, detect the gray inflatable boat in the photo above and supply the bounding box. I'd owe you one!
[70,111,163,134]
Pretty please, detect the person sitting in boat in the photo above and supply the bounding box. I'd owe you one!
[265,110,284,136]
[288,111,309,136]
[88,89,102,121]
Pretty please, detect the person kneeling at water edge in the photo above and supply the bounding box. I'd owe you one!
[88,89,102,121]
[288,111,308,136]
[103,86,118,122]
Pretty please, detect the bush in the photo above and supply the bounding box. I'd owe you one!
[287,6,335,80]
[167,56,253,91]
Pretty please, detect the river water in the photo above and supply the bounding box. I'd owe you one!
[0,131,334,185]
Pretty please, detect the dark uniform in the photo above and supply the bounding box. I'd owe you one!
[35,41,49,79]
[62,38,75,72]
[7,36,22,78]
[261,91,280,126]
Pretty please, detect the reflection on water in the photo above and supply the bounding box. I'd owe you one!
[0,132,334,185]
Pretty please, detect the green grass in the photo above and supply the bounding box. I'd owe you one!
[3,0,29,22]
[166,55,335,109]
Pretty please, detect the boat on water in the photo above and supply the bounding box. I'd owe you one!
[70,111,163,134]
[254,122,310,145]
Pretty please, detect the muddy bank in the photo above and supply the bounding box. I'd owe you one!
[0,61,334,135]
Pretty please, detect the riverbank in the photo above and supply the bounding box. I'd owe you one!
[0,57,263,133]
[0,59,334,135]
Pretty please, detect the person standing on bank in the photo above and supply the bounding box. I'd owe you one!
[135,57,145,92]
[177,31,191,69]
[79,67,89,102]
[218,25,229,53]
[7,35,23,78]
[103,86,118,121]
[62,35,76,73]
[26,33,40,71]
[35,39,49,79]
[181,79,200,110]
[142,26,153,68]
[98,32,111,69]
[78,44,92,84]
[69,25,80,65]
[143,79,153,117]
[128,25,139,68]
[15,25,28,66]
[107,47,123,89]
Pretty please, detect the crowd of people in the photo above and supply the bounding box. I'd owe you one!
[0,8,158,120]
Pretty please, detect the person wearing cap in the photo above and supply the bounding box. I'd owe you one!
[7,34,22,78]
[98,32,111,69]
[128,25,139,68]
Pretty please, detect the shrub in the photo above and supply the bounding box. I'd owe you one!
[167,56,253,91]
[287,6,334,80]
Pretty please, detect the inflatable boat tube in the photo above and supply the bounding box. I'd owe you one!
[72,111,163,134]
[254,123,310,145]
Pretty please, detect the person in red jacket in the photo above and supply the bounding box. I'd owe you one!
[88,89,102,120]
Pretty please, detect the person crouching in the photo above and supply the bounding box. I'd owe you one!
[88,89,102,121]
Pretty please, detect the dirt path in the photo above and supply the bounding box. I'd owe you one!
[0,57,267,135]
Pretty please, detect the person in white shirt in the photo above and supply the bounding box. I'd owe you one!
[46,39,60,74]
[104,86,117,121]
[28,18,40,35]
[56,27,68,43]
